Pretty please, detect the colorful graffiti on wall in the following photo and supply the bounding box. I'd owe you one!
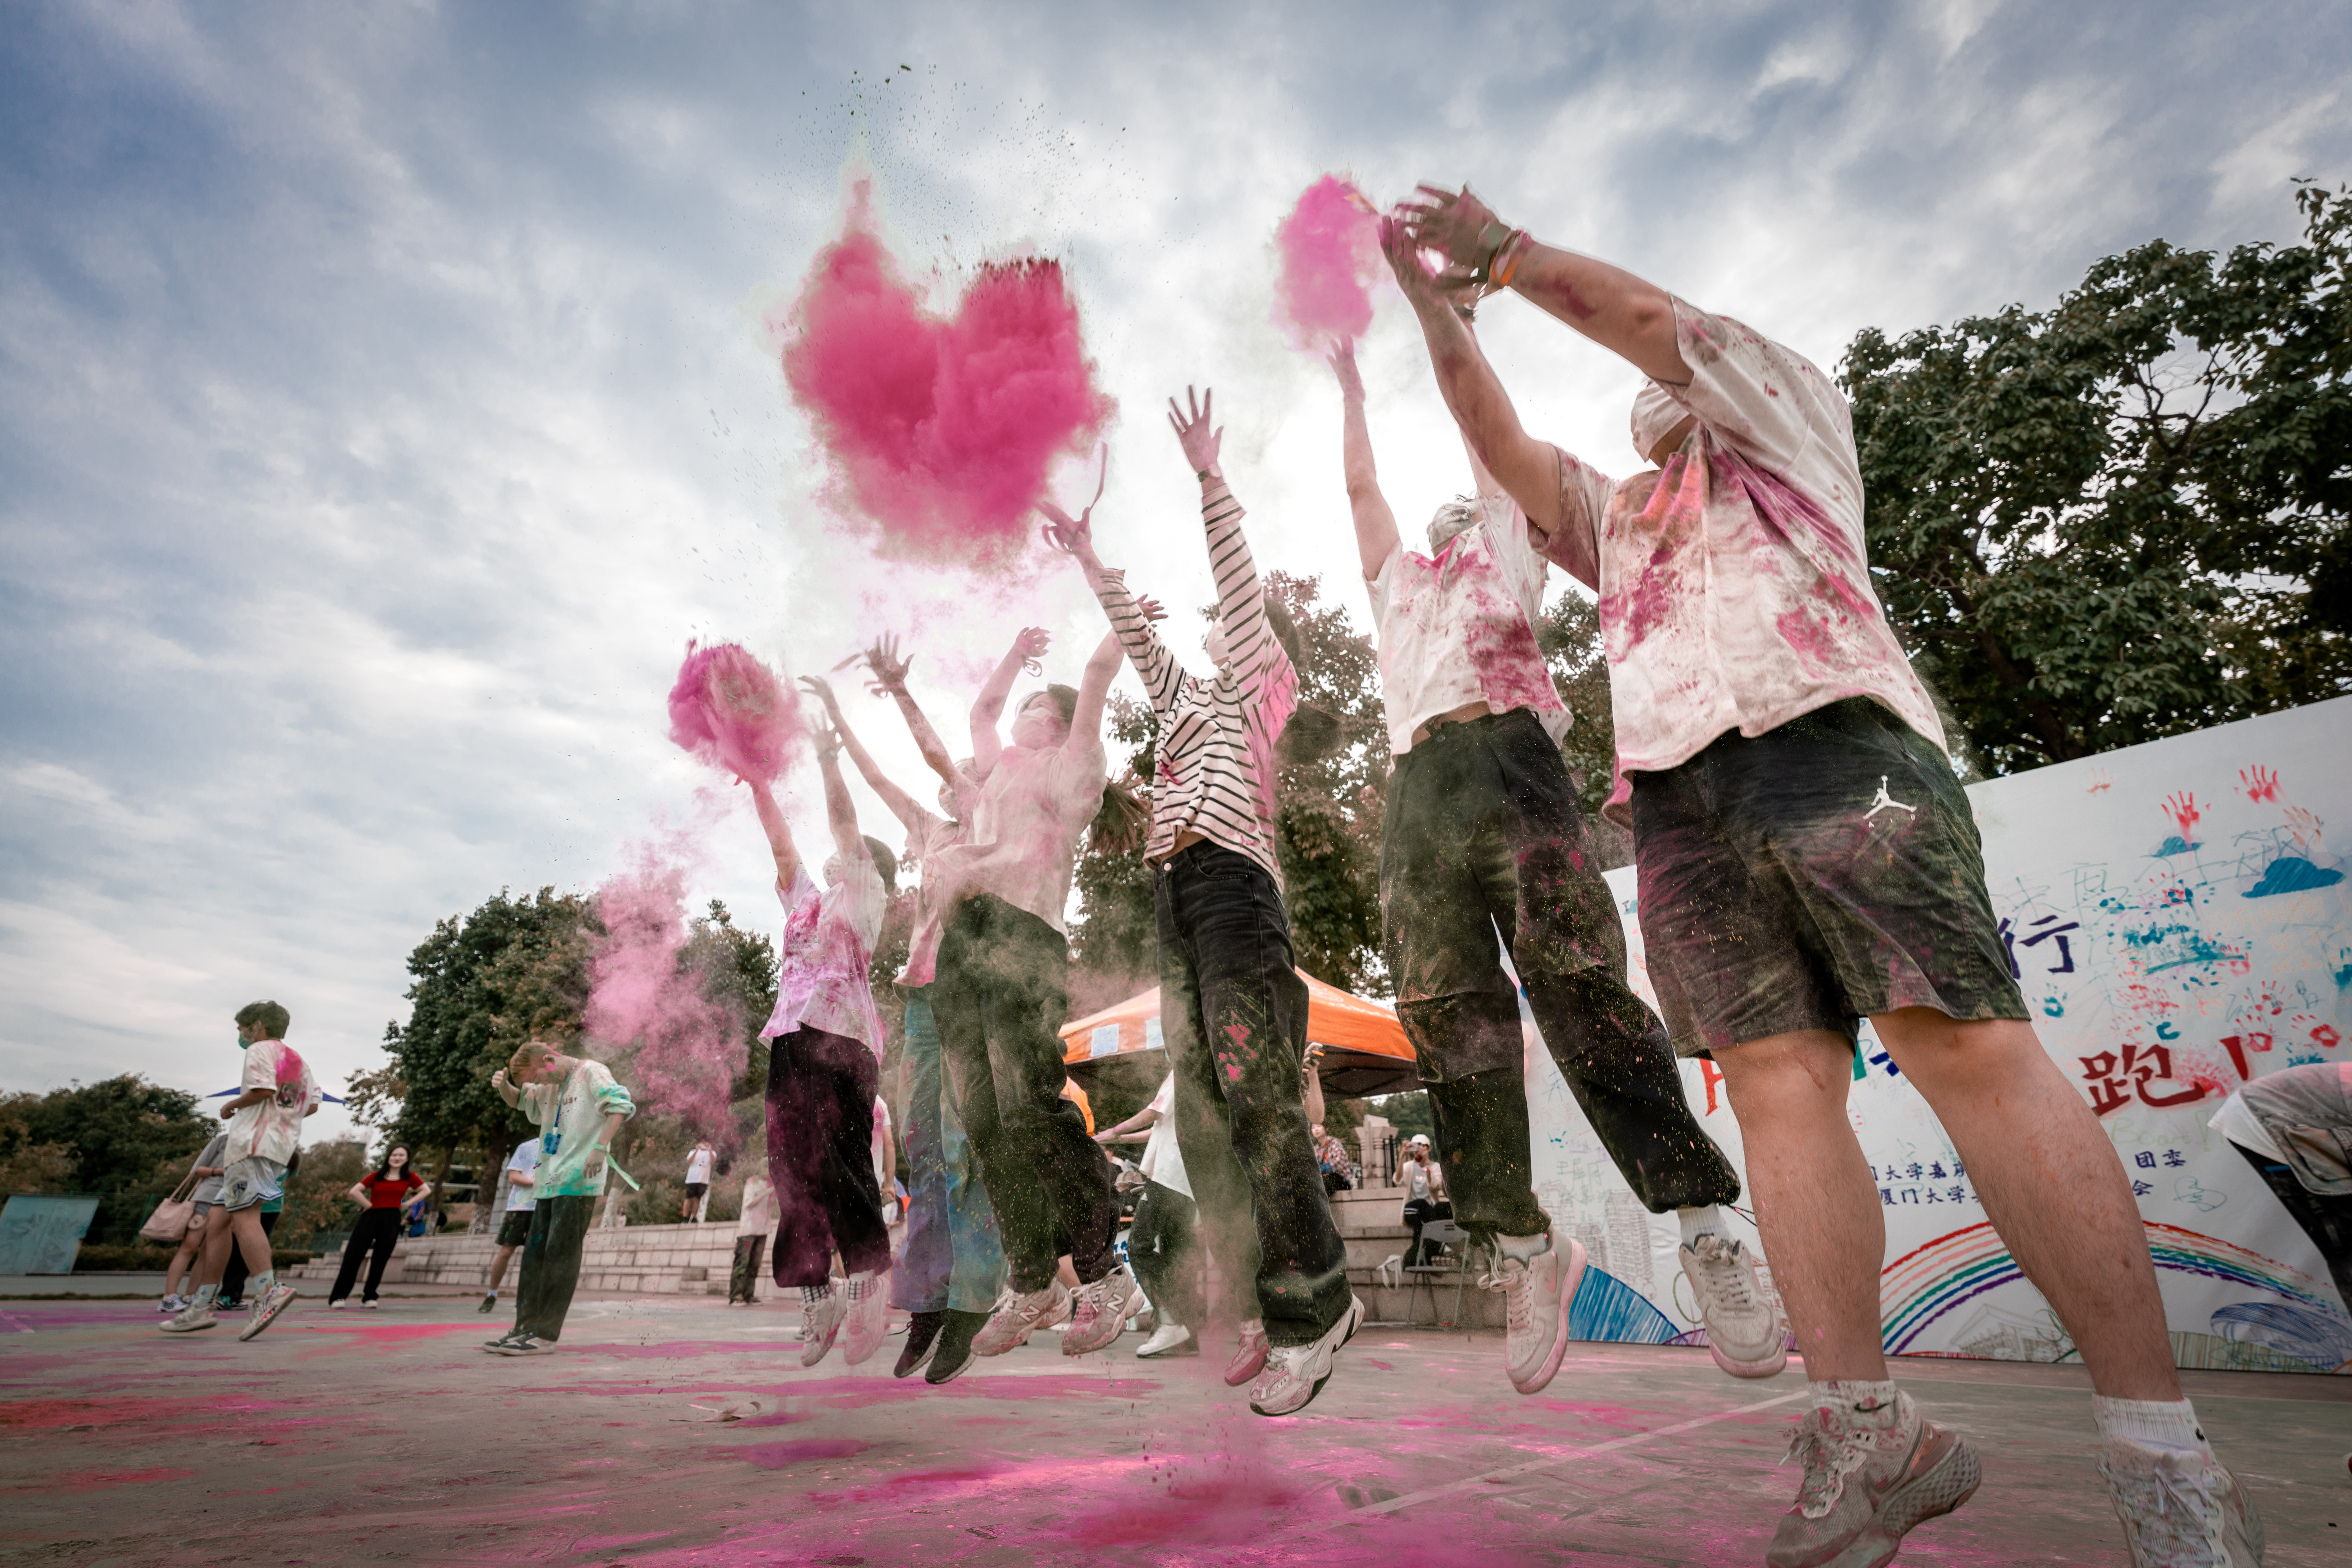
[1525,694,2352,1372]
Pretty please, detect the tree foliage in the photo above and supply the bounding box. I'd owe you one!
[0,1076,215,1243]
[1845,182,2352,773]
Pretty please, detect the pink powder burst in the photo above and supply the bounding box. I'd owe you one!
[668,641,802,785]
[780,179,1115,575]
[1272,175,1383,350]
[585,841,747,1145]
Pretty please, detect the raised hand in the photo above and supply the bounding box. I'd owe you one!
[1134,594,1169,625]
[810,718,843,761]
[846,633,911,696]
[1328,337,1365,403]
[1167,386,1223,477]
[1012,626,1050,675]
[1398,182,1504,270]
[797,673,843,716]
[1039,445,1109,558]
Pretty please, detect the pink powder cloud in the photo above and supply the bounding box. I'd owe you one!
[780,178,1115,575]
[667,641,802,784]
[1272,175,1383,349]
[585,839,747,1146]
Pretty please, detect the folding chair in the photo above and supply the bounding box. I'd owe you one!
[1402,1219,1476,1327]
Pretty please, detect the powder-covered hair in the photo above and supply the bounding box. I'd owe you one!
[235,999,291,1038]
[508,1040,560,1081]
[861,834,899,898]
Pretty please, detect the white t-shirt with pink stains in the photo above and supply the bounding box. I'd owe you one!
[223,1038,318,1167]
[1365,494,1572,755]
[762,863,887,1062]
[1549,298,1944,820]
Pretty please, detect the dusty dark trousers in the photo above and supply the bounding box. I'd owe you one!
[330,1208,403,1303]
[2233,1143,2352,1305]
[933,894,1119,1292]
[1126,1179,1205,1330]
[1382,708,1740,1242]
[765,1026,890,1288]
[512,1195,596,1341]
[1157,842,1353,1345]
[729,1235,767,1304]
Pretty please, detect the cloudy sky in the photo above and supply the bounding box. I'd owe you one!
[3,0,2346,1144]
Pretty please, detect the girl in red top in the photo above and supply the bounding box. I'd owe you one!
[329,1145,432,1309]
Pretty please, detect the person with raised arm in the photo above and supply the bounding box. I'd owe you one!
[1391,186,2261,1568]
[801,664,1009,1385]
[922,622,1143,1363]
[1325,318,1759,1407]
[740,718,899,1370]
[1039,395,1363,1417]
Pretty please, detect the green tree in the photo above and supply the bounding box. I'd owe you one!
[1069,691,1161,1019]
[681,899,779,1097]
[276,1137,369,1248]
[1535,590,1636,869]
[1845,182,2352,773]
[0,1077,215,1243]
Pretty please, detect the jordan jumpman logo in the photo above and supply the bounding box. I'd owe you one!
[1865,775,1917,820]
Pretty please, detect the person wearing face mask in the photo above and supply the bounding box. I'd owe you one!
[919,620,1144,1365]
[741,719,900,1371]
[1324,312,1753,1411]
[1389,185,2263,1568]
[1040,392,1363,1417]
[799,661,1010,1385]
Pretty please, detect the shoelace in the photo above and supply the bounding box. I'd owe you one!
[1781,1413,1877,1519]
[1478,1254,1534,1335]
[1694,1241,1758,1314]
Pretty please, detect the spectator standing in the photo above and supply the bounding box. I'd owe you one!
[330,1145,428,1308]
[730,1170,778,1305]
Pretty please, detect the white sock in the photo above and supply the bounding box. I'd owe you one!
[1678,1206,1729,1246]
[2094,1396,2213,1460]
[1811,1378,1903,1428]
[1495,1231,1551,1264]
[193,1284,219,1308]
[252,1271,275,1296]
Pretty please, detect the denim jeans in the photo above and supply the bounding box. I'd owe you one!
[933,894,1119,1292]
[1157,842,1353,1347]
[891,988,1009,1314]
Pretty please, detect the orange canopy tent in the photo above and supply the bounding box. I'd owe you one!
[1059,971,1421,1099]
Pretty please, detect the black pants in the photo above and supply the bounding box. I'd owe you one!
[220,1209,280,1301]
[512,1194,597,1341]
[1402,1196,1453,1267]
[2234,1142,2352,1306]
[729,1235,768,1304]
[766,1026,891,1287]
[1381,707,1740,1240]
[933,893,1119,1292]
[1127,1179,1204,1330]
[1157,842,1352,1345]
[331,1208,403,1303]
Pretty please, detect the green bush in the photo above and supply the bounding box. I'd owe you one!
[73,1243,314,1272]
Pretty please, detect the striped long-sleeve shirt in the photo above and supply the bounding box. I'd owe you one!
[1091,474,1297,886]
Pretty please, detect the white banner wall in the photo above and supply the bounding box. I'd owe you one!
[1525,695,2352,1372]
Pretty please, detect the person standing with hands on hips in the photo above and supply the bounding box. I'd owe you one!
[484,1039,635,1356]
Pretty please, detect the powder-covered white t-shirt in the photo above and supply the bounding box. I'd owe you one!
[763,861,888,1060]
[1137,1076,1192,1199]
[1366,494,1571,755]
[502,1139,539,1212]
[1546,298,1944,822]
[939,738,1107,935]
[223,1039,319,1167]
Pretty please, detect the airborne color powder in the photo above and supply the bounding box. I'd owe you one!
[584,838,747,1145]
[780,178,1114,574]
[667,640,802,784]
[1272,174,1383,349]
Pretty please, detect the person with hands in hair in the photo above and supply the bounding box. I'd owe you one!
[1391,184,2260,1568]
[741,718,900,1370]
[1041,394,1362,1417]
[484,1039,633,1356]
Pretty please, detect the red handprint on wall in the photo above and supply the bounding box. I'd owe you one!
[2238,765,2279,803]
[2161,792,2203,847]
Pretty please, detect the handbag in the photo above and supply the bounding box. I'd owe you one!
[139,1171,202,1244]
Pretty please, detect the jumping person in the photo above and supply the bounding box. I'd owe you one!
[801,661,1009,1383]
[486,1039,634,1355]
[923,625,1142,1361]
[744,720,898,1370]
[1393,185,2261,1567]
[329,1144,428,1308]
[161,1000,316,1340]
[218,1148,298,1311]
[1041,396,1363,1415]
[1324,320,1769,1402]
[481,1136,538,1314]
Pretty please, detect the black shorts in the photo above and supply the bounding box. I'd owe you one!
[684,1182,709,1199]
[496,1209,533,1246]
[1630,698,2027,1058]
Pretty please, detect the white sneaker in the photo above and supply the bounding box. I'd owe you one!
[1483,1233,1584,1395]
[800,1294,847,1367]
[1136,1322,1195,1358]
[1679,1234,1788,1378]
[2099,1440,2265,1566]
[159,1301,217,1334]
[1246,1295,1364,1417]
[158,1294,184,1315]
[1062,1266,1136,1356]
[841,1276,889,1367]
[238,1284,298,1341]
[972,1281,1070,1357]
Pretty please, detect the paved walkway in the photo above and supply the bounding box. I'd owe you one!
[1,1293,2345,1565]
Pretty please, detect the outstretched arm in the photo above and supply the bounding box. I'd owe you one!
[1041,456,1181,707]
[812,723,865,872]
[1331,339,1401,580]
[852,635,961,791]
[1066,630,1122,754]
[1170,385,1286,696]
[800,675,925,835]
[971,627,1050,777]
[1399,185,1690,386]
[748,777,802,891]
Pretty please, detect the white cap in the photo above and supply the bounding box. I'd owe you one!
[1408,1133,1431,1146]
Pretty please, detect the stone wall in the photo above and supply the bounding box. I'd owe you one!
[287,1221,741,1296]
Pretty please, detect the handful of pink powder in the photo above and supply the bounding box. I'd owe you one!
[1273,175,1383,349]
[667,641,802,783]
[781,179,1114,574]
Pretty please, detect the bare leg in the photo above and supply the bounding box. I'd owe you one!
[1715,1030,1889,1380]
[195,1209,274,1291]
[166,1219,206,1296]
[486,1243,520,1291]
[1876,1010,2179,1401]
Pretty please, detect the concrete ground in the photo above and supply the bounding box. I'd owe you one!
[1,1293,2345,1567]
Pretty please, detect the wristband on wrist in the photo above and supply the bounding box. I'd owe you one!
[1490,231,1531,291]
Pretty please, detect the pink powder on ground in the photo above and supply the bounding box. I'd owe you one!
[780,179,1114,574]
[667,642,802,784]
[1272,176,1382,350]
[585,840,748,1145]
